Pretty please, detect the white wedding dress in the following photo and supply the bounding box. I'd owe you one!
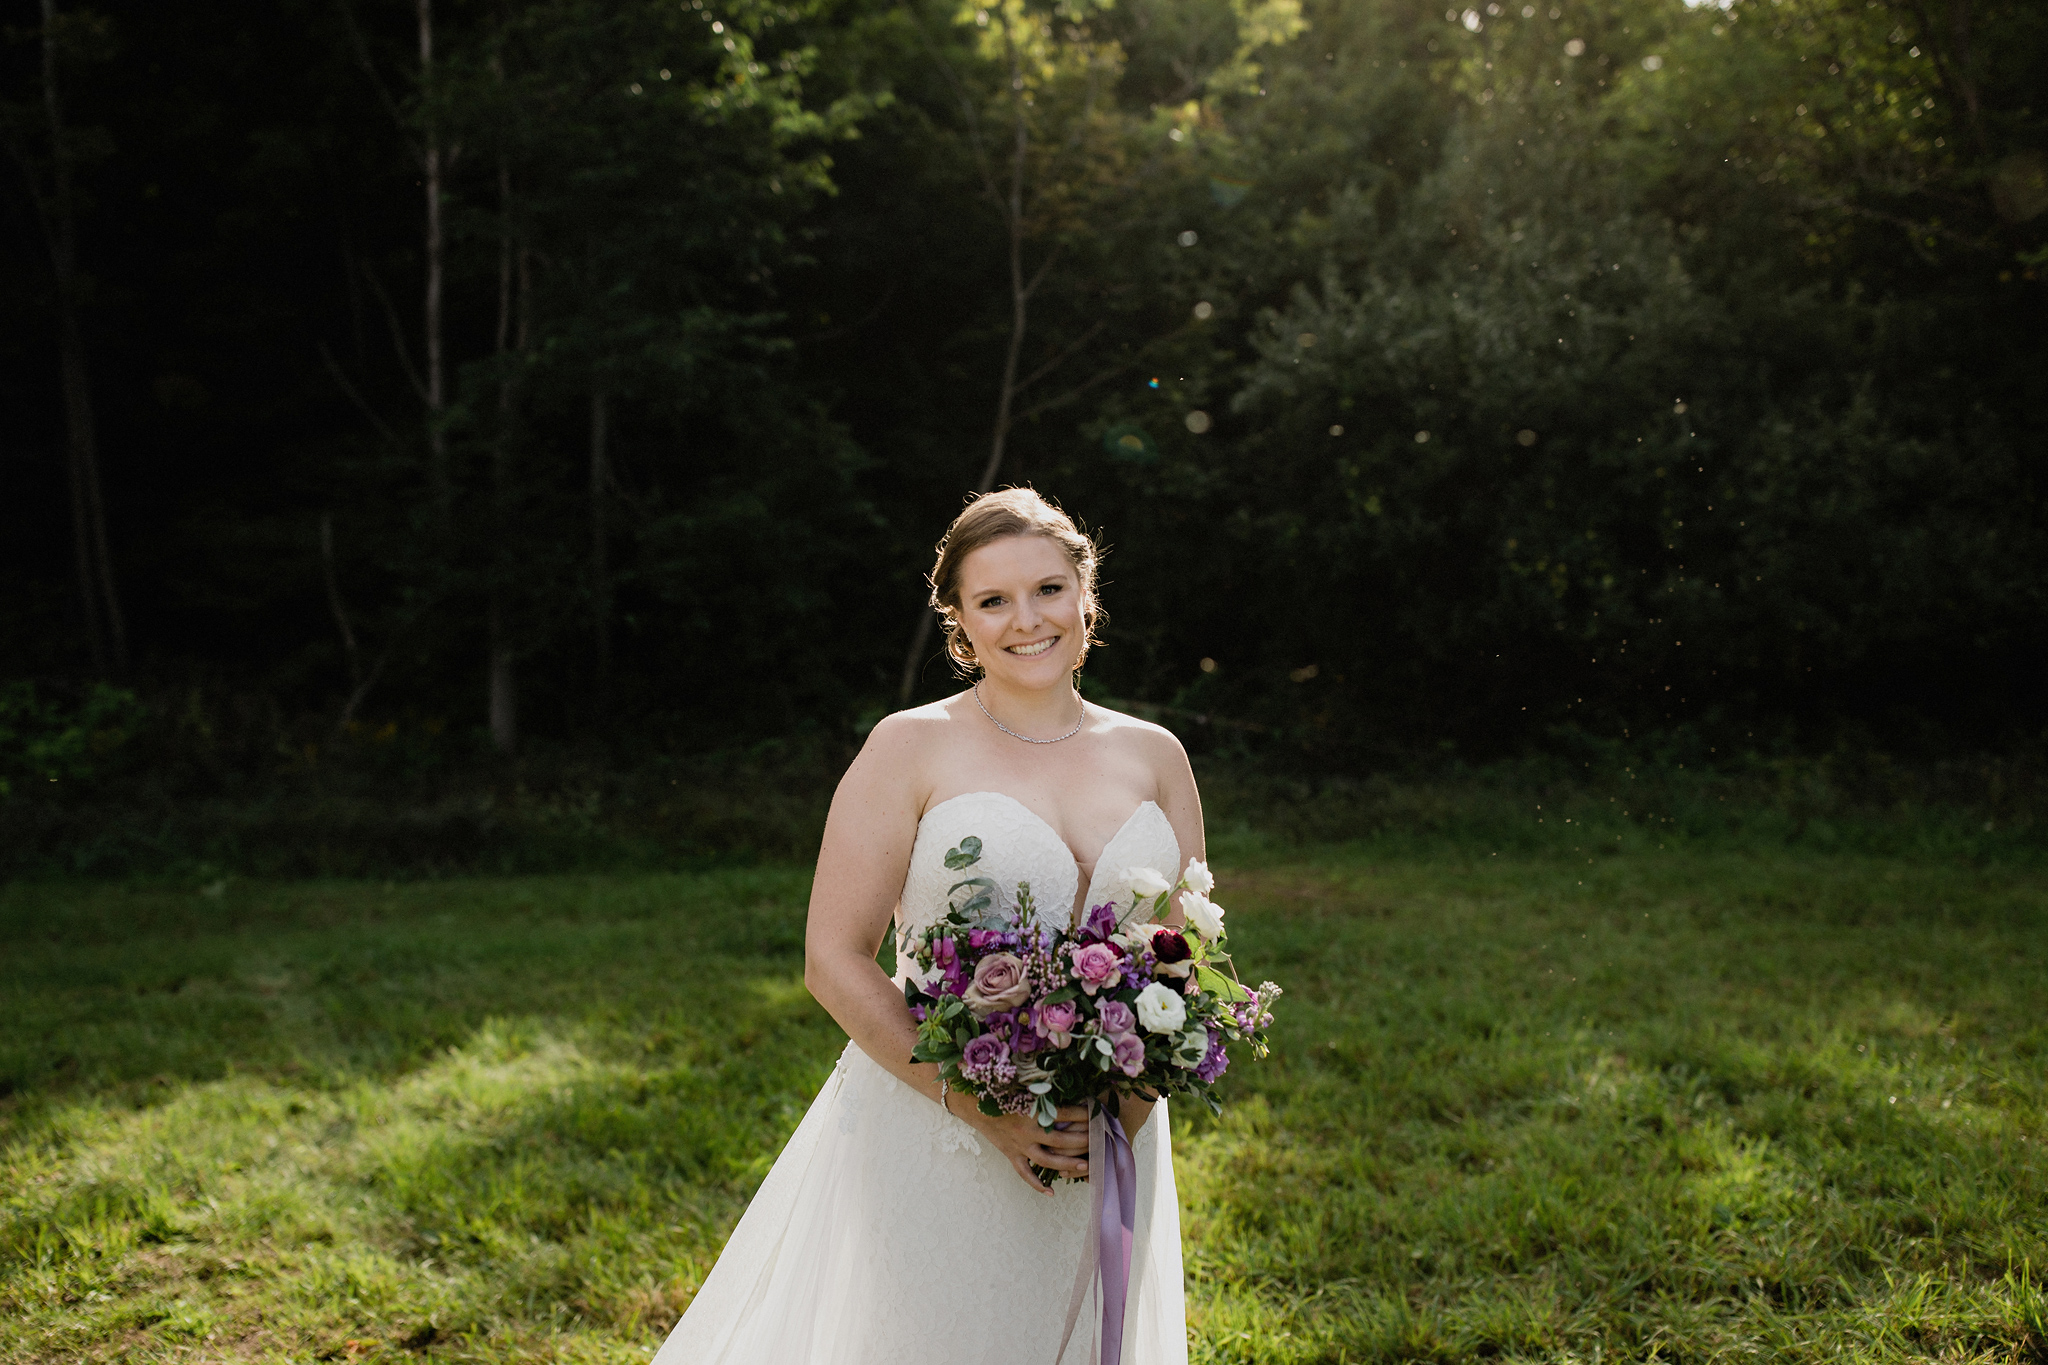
[654,790,1188,1365]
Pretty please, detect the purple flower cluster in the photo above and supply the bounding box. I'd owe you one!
[960,1032,1017,1086]
[904,844,1280,1140]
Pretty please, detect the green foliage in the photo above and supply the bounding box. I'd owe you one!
[1,0,2043,768]
[2,845,2043,1359]
[0,682,143,800]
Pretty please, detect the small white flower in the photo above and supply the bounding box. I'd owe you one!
[1171,1026,1212,1069]
[1135,981,1188,1034]
[1125,866,1172,901]
[1183,890,1225,940]
[1182,857,1215,896]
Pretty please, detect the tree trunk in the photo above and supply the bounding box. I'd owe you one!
[896,48,1033,708]
[488,597,516,754]
[319,513,363,688]
[487,155,521,756]
[418,0,448,510]
[591,390,612,699]
[42,0,125,673]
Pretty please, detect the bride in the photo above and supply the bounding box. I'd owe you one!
[655,487,1199,1364]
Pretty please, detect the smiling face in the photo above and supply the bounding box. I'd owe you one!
[951,534,1087,685]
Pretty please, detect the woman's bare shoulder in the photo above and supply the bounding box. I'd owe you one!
[1085,698,1181,745]
[1086,701,1192,776]
[846,696,969,792]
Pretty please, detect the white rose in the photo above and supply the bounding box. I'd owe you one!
[1171,1026,1212,1069]
[1125,866,1172,901]
[1182,857,1215,897]
[1134,981,1188,1034]
[1182,890,1225,941]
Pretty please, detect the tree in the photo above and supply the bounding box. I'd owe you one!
[2,1,125,673]
[893,0,1303,705]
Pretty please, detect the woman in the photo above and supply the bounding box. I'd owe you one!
[655,487,1200,1364]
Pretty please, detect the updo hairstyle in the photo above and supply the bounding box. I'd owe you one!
[927,487,1104,676]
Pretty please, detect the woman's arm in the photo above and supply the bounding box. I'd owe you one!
[801,711,1090,1192]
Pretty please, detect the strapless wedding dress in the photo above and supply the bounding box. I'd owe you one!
[654,791,1188,1364]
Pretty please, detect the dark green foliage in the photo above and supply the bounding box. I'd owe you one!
[1,0,2044,787]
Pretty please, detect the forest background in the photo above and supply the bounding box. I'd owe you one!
[2,0,2044,876]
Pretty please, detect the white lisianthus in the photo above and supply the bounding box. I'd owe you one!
[1135,981,1188,1034]
[1182,890,1225,941]
[1125,866,1172,901]
[1182,857,1215,897]
[1171,1026,1212,1069]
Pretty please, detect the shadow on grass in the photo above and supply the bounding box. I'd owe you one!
[1,850,2044,1363]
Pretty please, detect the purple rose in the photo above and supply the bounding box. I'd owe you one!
[963,952,1031,1017]
[1035,1000,1079,1047]
[1111,1032,1146,1077]
[1096,1000,1137,1038]
[961,1033,1008,1068]
[1072,942,1123,994]
[959,1033,1014,1085]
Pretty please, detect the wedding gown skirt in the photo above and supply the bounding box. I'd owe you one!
[655,792,1189,1365]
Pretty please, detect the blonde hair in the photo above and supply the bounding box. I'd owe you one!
[927,488,1104,676]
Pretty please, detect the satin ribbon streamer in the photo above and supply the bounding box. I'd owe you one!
[1057,1104,1138,1364]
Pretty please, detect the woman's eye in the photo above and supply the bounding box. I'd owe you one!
[978,596,1004,609]
[1039,583,1063,596]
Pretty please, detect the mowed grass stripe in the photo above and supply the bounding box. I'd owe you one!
[1,850,2043,1363]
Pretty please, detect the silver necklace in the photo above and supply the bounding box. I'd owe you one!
[973,681,1086,744]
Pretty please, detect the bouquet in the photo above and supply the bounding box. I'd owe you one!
[902,834,1281,1178]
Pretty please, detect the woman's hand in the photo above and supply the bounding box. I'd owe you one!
[967,1103,1090,1194]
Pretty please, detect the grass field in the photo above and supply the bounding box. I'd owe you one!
[2,834,2045,1363]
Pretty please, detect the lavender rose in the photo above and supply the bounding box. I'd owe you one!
[1034,999,1080,1047]
[963,952,1031,1016]
[1097,999,1137,1037]
[1072,941,1123,994]
[1111,1032,1146,1077]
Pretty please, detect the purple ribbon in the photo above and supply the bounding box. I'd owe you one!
[1058,1102,1138,1364]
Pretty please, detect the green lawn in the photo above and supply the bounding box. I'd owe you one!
[2,842,2044,1363]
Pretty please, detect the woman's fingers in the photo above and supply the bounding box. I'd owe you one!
[1009,1153,1055,1195]
[1029,1142,1089,1174]
[1039,1125,1089,1153]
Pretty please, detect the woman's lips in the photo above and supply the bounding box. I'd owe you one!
[1005,636,1060,657]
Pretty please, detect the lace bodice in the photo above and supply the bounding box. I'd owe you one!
[897,791,1181,948]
